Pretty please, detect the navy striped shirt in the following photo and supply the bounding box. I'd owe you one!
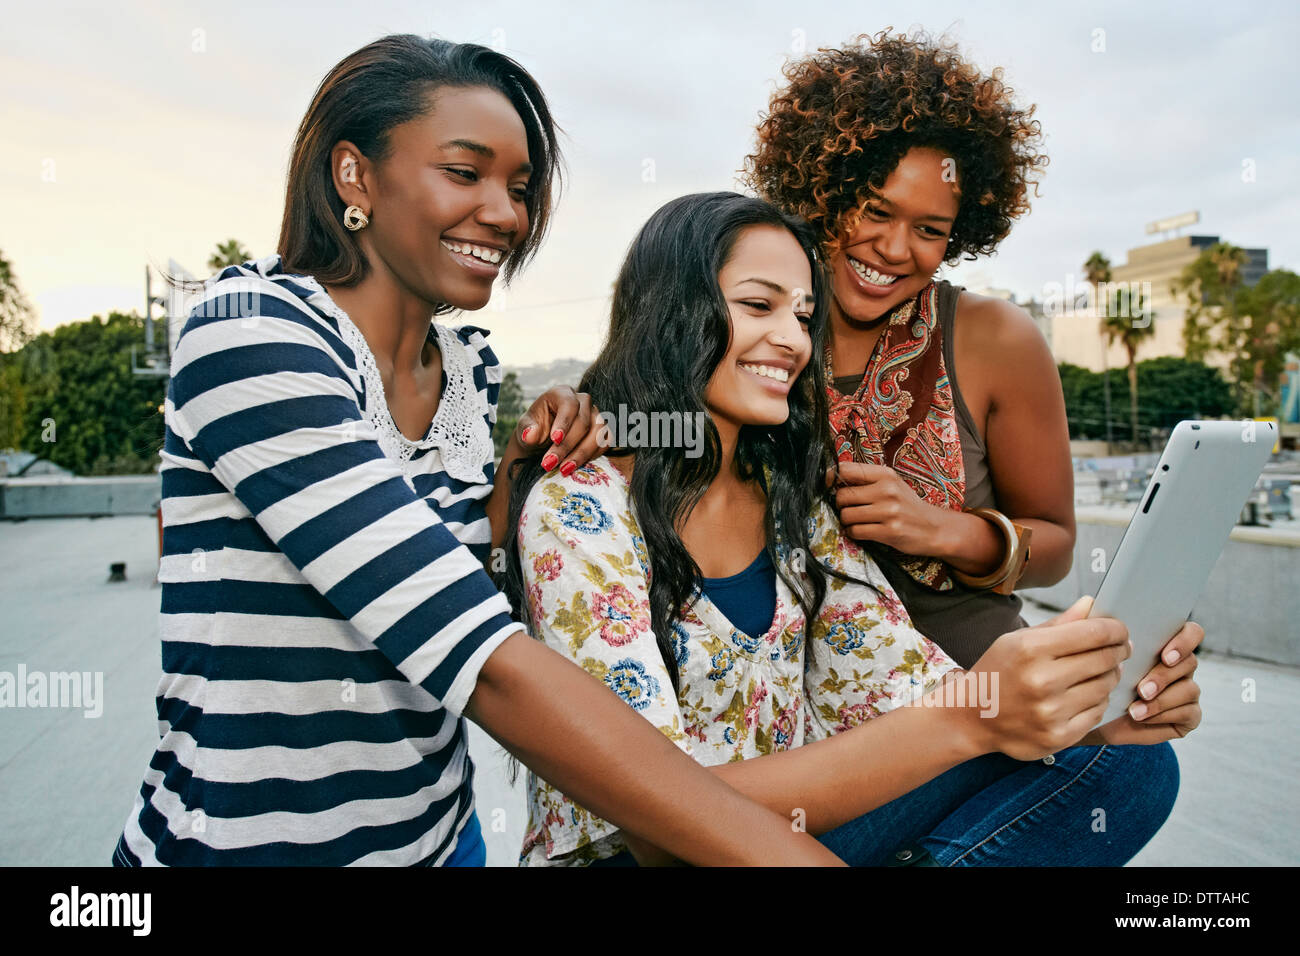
[114,255,520,866]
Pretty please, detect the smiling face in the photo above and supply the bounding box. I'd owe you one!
[829,146,960,324]
[334,85,533,311]
[705,224,815,430]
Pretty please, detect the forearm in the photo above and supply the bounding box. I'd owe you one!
[935,509,1074,588]
[486,440,526,552]
[1006,517,1073,588]
[466,633,843,866]
[708,681,990,836]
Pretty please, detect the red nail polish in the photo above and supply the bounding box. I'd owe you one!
[521,426,534,443]
[560,460,577,477]
[551,429,564,444]
[542,453,559,472]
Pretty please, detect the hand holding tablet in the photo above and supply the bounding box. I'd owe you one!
[1085,609,1205,746]
[1086,420,1277,733]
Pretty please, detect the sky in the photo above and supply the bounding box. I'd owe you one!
[2,0,1298,368]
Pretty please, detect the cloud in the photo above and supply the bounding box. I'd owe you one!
[2,0,1296,360]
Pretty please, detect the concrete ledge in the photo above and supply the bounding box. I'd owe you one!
[1021,508,1300,666]
[0,476,161,519]
[1074,504,1300,544]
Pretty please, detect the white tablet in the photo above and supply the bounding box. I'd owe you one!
[1090,419,1277,726]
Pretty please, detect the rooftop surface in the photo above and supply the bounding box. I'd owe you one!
[1,515,1295,867]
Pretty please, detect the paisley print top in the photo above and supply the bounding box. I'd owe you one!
[825,280,967,589]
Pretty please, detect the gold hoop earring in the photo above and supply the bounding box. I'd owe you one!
[343,205,370,231]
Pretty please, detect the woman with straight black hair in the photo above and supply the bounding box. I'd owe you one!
[112,35,841,867]
[500,191,1200,867]
[503,193,845,673]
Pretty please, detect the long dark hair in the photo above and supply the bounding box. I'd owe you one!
[499,191,874,691]
[277,34,563,306]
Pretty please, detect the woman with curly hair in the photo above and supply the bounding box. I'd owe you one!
[743,29,1192,864]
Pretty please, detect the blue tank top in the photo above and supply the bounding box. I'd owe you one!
[699,547,777,638]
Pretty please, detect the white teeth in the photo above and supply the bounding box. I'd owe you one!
[849,257,899,286]
[739,363,790,383]
[441,240,502,264]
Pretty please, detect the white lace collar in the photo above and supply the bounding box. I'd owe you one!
[291,273,494,484]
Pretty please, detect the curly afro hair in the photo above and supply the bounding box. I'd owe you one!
[742,28,1047,264]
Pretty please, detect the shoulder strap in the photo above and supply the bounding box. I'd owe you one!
[936,280,962,371]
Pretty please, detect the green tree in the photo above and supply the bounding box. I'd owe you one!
[1100,284,1156,444]
[1131,356,1236,429]
[1058,362,1106,439]
[1178,242,1247,363]
[0,248,35,352]
[492,370,527,459]
[17,312,167,474]
[0,248,37,449]
[1237,269,1300,416]
[1059,358,1235,441]
[1177,243,1300,415]
[208,239,253,273]
[0,359,26,449]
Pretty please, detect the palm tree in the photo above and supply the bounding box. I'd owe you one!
[1100,284,1156,444]
[1209,244,1251,403]
[1237,267,1299,417]
[1175,243,1254,410]
[1083,252,1115,445]
[1083,251,1112,288]
[1209,243,1248,290]
[208,239,253,273]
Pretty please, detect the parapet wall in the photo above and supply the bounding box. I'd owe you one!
[0,476,161,519]
[1021,506,1300,667]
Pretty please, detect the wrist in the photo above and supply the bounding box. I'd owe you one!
[919,671,995,761]
[941,510,1004,576]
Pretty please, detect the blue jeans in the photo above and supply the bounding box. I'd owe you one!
[435,809,487,867]
[817,742,1179,866]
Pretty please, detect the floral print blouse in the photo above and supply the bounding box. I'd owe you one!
[515,457,958,866]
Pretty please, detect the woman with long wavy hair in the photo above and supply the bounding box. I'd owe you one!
[499,190,1198,866]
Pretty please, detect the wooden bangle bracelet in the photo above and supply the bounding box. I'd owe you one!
[950,507,1033,596]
